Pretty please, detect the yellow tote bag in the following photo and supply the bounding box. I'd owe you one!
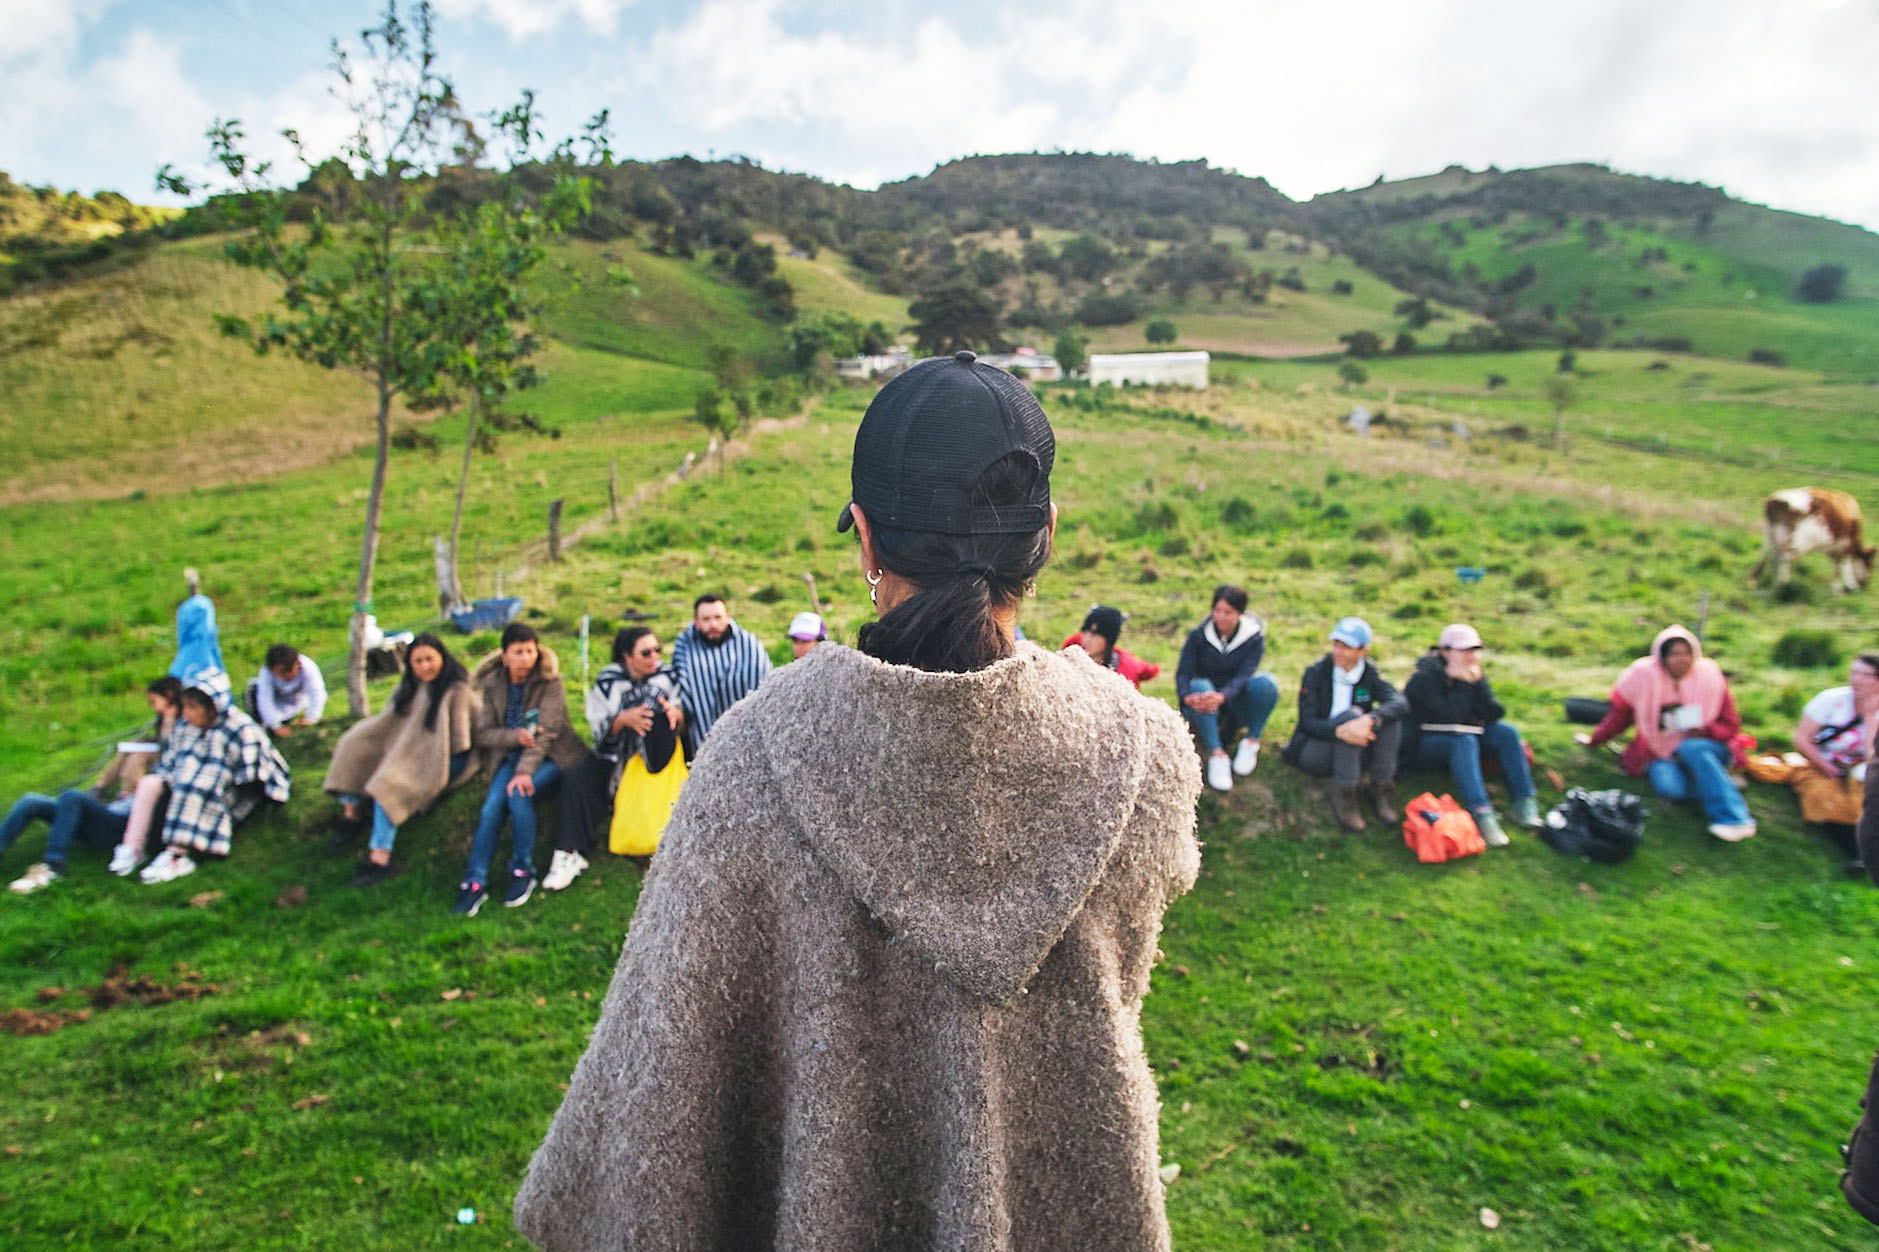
[608,751,689,856]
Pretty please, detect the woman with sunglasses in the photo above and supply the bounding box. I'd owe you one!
[541,626,682,891]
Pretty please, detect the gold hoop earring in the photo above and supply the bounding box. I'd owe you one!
[866,568,883,607]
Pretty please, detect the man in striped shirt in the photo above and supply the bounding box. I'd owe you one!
[670,595,773,759]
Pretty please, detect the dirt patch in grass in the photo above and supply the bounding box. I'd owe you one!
[1,967,222,1035]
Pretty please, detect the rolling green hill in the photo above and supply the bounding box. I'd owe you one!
[1310,163,1879,375]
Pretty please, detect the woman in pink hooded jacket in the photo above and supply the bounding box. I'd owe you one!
[1576,624,1755,841]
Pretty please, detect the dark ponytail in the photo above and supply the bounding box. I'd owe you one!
[857,453,1053,673]
[391,633,469,731]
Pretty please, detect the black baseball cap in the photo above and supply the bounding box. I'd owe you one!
[836,350,1055,536]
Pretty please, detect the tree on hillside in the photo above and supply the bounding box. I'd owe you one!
[908,280,1002,354]
[1145,319,1178,345]
[1544,376,1576,443]
[430,97,593,613]
[159,0,466,716]
[1339,330,1382,359]
[1052,329,1088,377]
[1796,263,1846,303]
[1393,296,1434,329]
[1057,233,1118,283]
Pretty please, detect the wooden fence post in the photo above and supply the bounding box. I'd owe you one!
[548,499,564,562]
[608,458,619,522]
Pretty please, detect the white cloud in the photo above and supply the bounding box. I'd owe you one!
[0,0,110,65]
[433,0,635,41]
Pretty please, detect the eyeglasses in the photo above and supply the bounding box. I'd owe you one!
[633,647,660,658]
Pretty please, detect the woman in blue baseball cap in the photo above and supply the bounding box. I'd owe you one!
[1282,616,1409,831]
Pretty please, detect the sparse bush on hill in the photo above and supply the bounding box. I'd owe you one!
[1074,290,1145,326]
[1219,497,1257,532]
[1772,629,1839,668]
[1145,319,1178,345]
[1392,332,1416,354]
[1337,361,1368,387]
[1402,504,1437,535]
[1796,263,1847,303]
[1748,347,1788,367]
[1279,547,1313,569]
[1339,330,1382,358]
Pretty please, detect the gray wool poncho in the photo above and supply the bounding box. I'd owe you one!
[514,640,1202,1251]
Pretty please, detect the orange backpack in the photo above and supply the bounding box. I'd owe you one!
[1402,792,1486,863]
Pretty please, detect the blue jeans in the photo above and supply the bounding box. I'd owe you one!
[0,790,128,869]
[1182,675,1280,754]
[344,752,469,854]
[1415,722,1535,812]
[465,758,561,886]
[1648,738,1751,825]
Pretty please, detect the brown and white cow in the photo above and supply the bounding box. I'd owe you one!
[1752,487,1874,593]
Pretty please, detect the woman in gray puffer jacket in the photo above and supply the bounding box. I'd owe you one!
[515,351,1203,1252]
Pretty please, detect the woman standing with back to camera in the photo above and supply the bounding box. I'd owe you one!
[515,351,1203,1251]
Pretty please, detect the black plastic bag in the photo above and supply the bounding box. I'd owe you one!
[1541,787,1648,863]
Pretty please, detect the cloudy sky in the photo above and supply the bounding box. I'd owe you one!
[5,0,1876,230]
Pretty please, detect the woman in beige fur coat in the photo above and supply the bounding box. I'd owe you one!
[323,634,476,887]
[515,351,1203,1251]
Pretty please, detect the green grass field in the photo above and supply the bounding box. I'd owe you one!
[6,347,1879,1249]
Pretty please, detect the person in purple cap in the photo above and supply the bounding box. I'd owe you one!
[515,351,1203,1252]
[1282,616,1407,831]
[786,611,828,661]
[1403,622,1542,846]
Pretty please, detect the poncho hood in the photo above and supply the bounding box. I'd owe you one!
[747,639,1162,1005]
[182,667,234,720]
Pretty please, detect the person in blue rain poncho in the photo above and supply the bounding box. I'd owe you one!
[169,567,225,680]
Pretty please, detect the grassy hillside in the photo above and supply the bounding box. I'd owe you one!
[0,234,785,502]
[5,373,1879,1247]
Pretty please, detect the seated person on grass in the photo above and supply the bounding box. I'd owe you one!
[542,626,683,893]
[246,643,328,737]
[454,624,588,916]
[1176,584,1280,793]
[1282,616,1406,832]
[1064,605,1161,690]
[323,634,477,888]
[1575,624,1756,842]
[1403,622,1543,848]
[4,677,183,894]
[138,669,291,885]
[1792,654,1879,820]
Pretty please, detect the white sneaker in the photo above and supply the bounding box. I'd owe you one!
[8,862,61,894]
[108,844,142,877]
[1206,753,1233,792]
[1708,822,1757,842]
[139,850,198,883]
[542,850,589,892]
[1232,738,1261,777]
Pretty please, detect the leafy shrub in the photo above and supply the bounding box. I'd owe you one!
[1075,291,1145,326]
[1402,505,1436,536]
[1392,331,1416,354]
[1145,319,1178,344]
[1325,470,1343,487]
[1133,500,1179,534]
[1339,330,1382,358]
[1773,580,1815,605]
[1219,497,1257,532]
[1330,279,1354,295]
[1354,522,1388,542]
[1550,519,1588,538]
[1772,629,1839,668]
[1748,347,1787,367]
[1486,373,1508,389]
[1796,263,1847,303]
[1158,534,1190,557]
[1279,548,1314,570]
[1337,361,1368,386]
[1321,503,1351,521]
[1392,603,1425,620]
[1347,550,1386,568]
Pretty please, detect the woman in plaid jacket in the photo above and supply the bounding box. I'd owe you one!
[138,668,290,885]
